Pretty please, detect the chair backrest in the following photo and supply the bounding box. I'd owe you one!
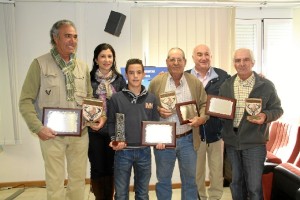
[266,121,280,151]
[293,147,300,168]
[267,121,300,163]
[290,126,300,164]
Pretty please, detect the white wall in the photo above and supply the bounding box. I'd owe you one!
[0,1,180,186]
[0,1,135,184]
[0,1,293,186]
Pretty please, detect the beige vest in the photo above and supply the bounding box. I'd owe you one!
[35,53,89,120]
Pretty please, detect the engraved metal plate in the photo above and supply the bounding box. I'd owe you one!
[141,121,176,147]
[175,100,199,125]
[42,107,82,136]
[205,95,236,119]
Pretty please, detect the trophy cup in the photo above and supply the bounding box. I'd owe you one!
[82,98,103,126]
[160,91,177,113]
[245,98,262,120]
[112,113,126,146]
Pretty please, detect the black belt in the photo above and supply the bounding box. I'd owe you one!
[233,127,238,132]
[176,129,192,138]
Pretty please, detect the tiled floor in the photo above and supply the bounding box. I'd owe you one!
[0,185,232,200]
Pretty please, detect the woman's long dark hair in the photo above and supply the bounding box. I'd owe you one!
[90,43,121,82]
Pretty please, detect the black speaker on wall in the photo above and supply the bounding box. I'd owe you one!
[104,11,126,37]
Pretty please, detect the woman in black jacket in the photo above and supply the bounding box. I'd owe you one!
[88,43,126,200]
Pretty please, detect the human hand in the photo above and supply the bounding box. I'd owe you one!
[258,73,265,79]
[109,141,127,150]
[187,116,206,127]
[247,112,266,125]
[158,106,173,119]
[155,143,166,150]
[90,116,107,131]
[37,126,56,141]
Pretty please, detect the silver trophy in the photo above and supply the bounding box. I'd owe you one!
[245,98,262,120]
[112,113,126,146]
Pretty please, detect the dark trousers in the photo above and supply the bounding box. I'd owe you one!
[88,132,115,200]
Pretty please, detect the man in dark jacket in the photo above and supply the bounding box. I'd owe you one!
[219,48,283,200]
[186,44,230,200]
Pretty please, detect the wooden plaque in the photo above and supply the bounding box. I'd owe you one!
[245,98,262,120]
[82,98,104,126]
[205,95,236,119]
[42,107,82,136]
[141,121,176,147]
[159,91,177,113]
[175,100,199,125]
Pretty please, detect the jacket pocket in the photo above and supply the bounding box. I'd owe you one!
[74,73,87,93]
[73,72,88,106]
[39,73,60,107]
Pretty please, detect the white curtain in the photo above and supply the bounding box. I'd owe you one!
[130,7,235,74]
[291,8,300,124]
[0,2,20,145]
[293,8,300,47]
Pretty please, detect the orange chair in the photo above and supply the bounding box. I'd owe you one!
[266,122,299,164]
[263,122,300,200]
[271,151,300,200]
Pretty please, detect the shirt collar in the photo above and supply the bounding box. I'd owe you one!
[236,73,255,86]
[191,67,210,78]
[168,72,185,86]
[191,67,218,87]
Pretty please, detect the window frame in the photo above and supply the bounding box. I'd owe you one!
[235,19,262,73]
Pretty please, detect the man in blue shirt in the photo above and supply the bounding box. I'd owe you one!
[186,44,230,200]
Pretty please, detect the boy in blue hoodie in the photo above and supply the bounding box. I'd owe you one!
[108,58,159,200]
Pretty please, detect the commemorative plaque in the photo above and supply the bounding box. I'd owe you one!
[205,95,236,119]
[160,91,177,113]
[245,98,262,120]
[175,100,199,125]
[112,113,126,146]
[82,98,103,126]
[42,107,82,136]
[141,121,176,147]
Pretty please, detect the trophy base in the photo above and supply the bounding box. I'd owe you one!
[247,115,261,120]
[112,141,118,146]
[112,141,127,146]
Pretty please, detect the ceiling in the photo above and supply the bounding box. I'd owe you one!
[129,0,300,7]
[4,0,300,8]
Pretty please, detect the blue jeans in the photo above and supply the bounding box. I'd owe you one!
[226,145,266,200]
[154,133,198,200]
[114,147,151,200]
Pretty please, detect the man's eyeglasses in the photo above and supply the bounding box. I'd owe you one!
[168,58,184,63]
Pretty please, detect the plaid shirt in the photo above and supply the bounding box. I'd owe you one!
[161,74,192,135]
[233,73,255,127]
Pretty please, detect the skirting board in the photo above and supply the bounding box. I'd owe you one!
[0,179,193,191]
